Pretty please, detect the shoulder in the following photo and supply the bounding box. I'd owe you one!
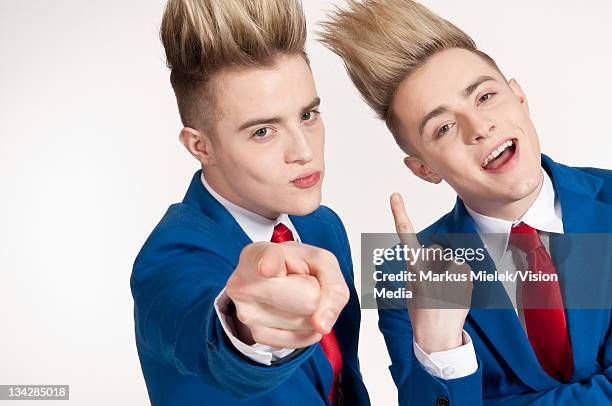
[573,165,612,180]
[312,204,346,229]
[298,205,355,274]
[420,211,453,235]
[308,205,351,248]
[143,203,224,250]
[133,203,236,276]
[574,166,612,203]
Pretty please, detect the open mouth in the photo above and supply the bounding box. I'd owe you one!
[482,139,517,171]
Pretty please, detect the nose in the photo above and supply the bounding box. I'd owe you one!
[461,111,496,144]
[285,126,314,164]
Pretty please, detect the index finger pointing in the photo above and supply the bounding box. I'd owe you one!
[390,193,418,247]
[303,248,349,335]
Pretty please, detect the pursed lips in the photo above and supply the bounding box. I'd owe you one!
[291,170,321,183]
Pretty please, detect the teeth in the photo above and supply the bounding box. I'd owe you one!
[482,140,514,167]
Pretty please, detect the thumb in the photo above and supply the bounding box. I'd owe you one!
[256,244,287,278]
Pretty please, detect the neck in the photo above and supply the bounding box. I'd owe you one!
[464,172,544,221]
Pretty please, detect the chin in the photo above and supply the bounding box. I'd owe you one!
[504,174,542,202]
[285,194,322,216]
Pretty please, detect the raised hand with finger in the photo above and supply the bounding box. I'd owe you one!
[390,193,473,354]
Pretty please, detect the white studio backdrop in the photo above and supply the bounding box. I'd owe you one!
[1,1,610,404]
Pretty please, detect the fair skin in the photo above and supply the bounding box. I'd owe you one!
[390,48,544,353]
[180,54,349,348]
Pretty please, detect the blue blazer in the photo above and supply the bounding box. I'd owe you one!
[131,171,370,406]
[378,155,612,405]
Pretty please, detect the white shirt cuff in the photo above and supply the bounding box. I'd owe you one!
[214,288,295,366]
[413,330,478,379]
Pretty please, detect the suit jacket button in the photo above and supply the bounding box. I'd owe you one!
[436,395,450,406]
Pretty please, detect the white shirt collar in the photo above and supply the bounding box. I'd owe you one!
[464,168,563,260]
[200,173,300,243]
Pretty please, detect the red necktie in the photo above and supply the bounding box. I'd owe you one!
[509,222,573,382]
[271,223,343,404]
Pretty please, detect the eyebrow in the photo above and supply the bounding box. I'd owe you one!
[417,75,497,136]
[463,75,496,98]
[417,106,449,137]
[237,97,321,131]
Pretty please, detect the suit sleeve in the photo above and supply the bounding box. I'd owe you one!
[130,225,316,399]
[376,260,483,406]
[214,289,295,365]
[486,318,612,405]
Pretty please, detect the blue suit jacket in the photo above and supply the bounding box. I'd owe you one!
[131,171,370,405]
[378,155,612,405]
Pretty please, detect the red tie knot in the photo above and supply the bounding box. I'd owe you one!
[271,223,294,243]
[509,222,543,253]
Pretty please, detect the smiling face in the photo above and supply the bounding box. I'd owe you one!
[183,54,325,219]
[391,48,543,219]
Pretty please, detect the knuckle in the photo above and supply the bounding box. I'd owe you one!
[235,307,255,325]
[299,279,321,314]
[303,297,319,315]
[225,274,243,299]
[297,316,314,331]
[338,285,351,305]
[397,223,412,233]
[238,243,256,262]
[264,242,281,255]
[239,242,270,263]
[260,244,283,266]
[250,330,263,344]
[308,333,323,344]
[325,250,340,265]
[329,282,350,306]
[314,247,337,264]
[249,326,267,344]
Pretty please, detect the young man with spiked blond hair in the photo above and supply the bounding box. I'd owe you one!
[320,0,612,405]
[131,0,370,404]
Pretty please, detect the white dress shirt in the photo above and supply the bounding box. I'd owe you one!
[202,174,297,365]
[414,169,564,379]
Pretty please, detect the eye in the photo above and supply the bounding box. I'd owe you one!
[301,109,320,123]
[478,92,495,104]
[436,122,455,138]
[253,127,272,138]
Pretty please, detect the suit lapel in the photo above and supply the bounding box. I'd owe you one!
[545,157,612,381]
[291,212,339,251]
[181,170,254,264]
[440,200,559,390]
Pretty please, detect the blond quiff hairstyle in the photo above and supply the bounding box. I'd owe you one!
[160,0,308,131]
[318,0,501,151]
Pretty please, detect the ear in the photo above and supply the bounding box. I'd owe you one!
[403,156,442,184]
[179,127,216,166]
[508,78,529,115]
